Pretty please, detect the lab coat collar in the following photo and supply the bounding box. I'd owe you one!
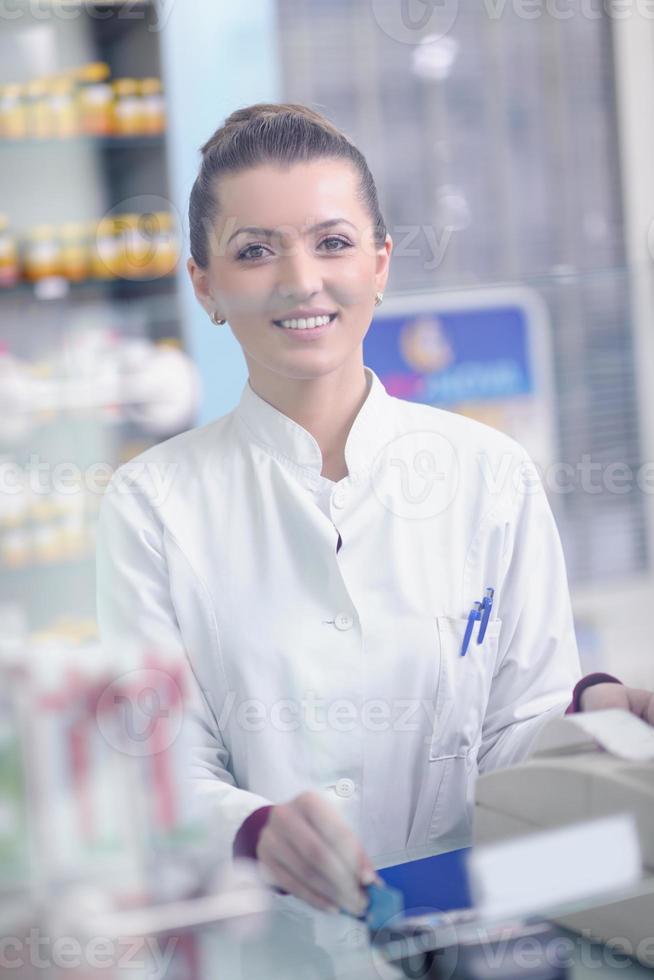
[234,366,393,483]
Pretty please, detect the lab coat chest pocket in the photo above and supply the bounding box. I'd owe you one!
[429,615,502,761]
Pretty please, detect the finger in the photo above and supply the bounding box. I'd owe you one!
[261,826,346,910]
[626,687,654,721]
[357,850,382,887]
[274,809,368,914]
[296,794,371,910]
[261,855,339,913]
[632,690,654,726]
[299,793,364,872]
[301,793,378,887]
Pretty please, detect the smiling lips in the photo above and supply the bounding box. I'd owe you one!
[273,313,338,330]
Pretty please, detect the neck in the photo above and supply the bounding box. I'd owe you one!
[246,358,369,481]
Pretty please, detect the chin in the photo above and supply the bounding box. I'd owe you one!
[270,352,352,381]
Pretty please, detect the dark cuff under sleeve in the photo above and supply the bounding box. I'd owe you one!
[565,672,623,715]
[232,805,274,860]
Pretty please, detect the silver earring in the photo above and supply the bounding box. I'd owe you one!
[374,292,384,307]
[211,311,226,326]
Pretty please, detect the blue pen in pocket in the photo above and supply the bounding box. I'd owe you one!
[477,587,495,644]
[460,600,482,657]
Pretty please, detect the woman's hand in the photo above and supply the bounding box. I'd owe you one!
[580,682,654,725]
[256,790,381,915]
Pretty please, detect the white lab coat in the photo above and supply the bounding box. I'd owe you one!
[95,365,582,863]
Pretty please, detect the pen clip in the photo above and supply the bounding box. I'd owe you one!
[477,587,495,644]
[460,601,482,657]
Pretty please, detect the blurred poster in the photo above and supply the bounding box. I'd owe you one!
[365,287,556,468]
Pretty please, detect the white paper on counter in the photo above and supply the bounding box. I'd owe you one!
[530,708,654,762]
[468,813,642,920]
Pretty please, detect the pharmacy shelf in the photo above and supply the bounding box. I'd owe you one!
[0,274,177,301]
[0,135,165,151]
[0,551,95,576]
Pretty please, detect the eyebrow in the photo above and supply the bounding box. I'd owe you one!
[227,218,357,246]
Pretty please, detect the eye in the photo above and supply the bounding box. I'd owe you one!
[319,235,352,252]
[236,243,271,262]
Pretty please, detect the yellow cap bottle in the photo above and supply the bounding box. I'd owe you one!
[1,84,27,140]
[24,225,61,281]
[50,77,79,139]
[60,222,90,281]
[140,77,166,135]
[112,78,143,136]
[0,214,20,287]
[76,62,113,137]
[25,78,53,140]
[151,211,180,278]
[91,217,119,280]
[114,212,157,279]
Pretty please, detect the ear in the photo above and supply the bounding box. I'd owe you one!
[187,256,218,318]
[374,233,393,294]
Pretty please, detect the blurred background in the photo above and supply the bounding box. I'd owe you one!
[1,0,654,968]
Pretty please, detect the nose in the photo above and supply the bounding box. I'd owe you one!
[276,240,323,303]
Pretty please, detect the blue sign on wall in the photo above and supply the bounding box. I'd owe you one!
[364,287,555,467]
[365,303,534,406]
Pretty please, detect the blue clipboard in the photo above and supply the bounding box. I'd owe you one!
[378,846,472,913]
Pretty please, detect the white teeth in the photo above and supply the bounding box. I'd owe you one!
[277,314,333,329]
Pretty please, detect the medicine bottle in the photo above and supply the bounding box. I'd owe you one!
[112,79,142,136]
[0,215,19,287]
[92,217,119,280]
[140,78,166,134]
[60,223,90,281]
[24,226,61,281]
[152,211,179,278]
[77,62,113,137]
[50,77,79,139]
[1,85,27,140]
[25,78,52,139]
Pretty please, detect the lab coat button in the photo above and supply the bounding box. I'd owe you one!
[334,613,354,631]
[335,778,355,798]
[332,487,348,509]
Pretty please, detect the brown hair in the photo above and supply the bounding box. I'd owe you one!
[188,102,387,268]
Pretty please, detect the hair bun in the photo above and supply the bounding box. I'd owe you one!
[201,103,347,155]
[224,104,285,126]
[225,103,326,126]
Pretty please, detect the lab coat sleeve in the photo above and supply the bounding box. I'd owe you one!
[95,472,273,862]
[476,453,583,774]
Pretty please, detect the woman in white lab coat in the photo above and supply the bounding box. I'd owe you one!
[96,103,654,918]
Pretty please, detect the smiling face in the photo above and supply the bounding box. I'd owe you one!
[187,158,392,386]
